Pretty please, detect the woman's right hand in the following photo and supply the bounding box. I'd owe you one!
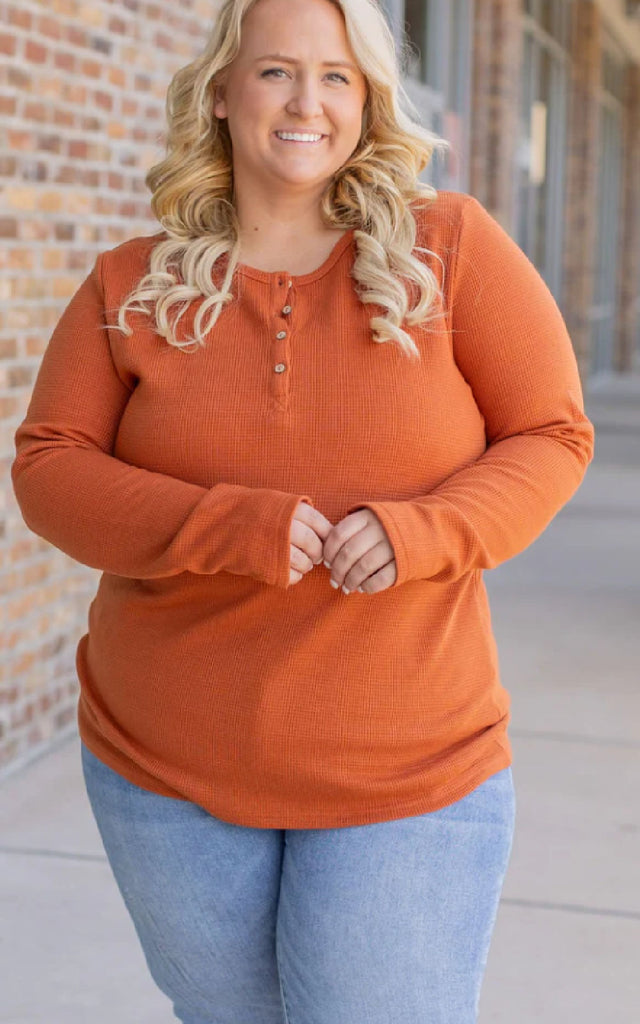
[289,501,333,585]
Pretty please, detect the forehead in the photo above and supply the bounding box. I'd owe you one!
[238,0,357,62]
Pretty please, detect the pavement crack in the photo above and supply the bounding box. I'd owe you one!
[501,896,640,921]
[0,844,107,863]
[559,505,640,520]
[510,728,640,750]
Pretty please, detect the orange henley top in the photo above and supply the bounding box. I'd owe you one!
[11,191,595,828]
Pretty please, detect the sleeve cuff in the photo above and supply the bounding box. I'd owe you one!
[345,500,438,588]
[215,488,315,589]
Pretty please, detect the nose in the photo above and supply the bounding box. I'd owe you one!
[285,72,324,120]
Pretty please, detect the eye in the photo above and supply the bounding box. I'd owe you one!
[259,68,350,84]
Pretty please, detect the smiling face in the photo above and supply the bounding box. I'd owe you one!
[212,0,368,202]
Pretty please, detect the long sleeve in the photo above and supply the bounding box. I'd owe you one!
[347,194,595,586]
[11,254,312,587]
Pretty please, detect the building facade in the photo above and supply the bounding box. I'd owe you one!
[1,0,639,775]
[384,0,640,380]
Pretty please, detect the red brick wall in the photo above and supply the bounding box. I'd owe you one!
[0,0,219,777]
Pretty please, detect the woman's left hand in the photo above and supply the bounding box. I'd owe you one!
[322,508,397,595]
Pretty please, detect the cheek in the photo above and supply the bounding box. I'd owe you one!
[242,82,279,115]
[226,85,269,127]
[337,102,367,141]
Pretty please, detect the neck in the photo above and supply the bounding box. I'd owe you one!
[232,176,335,241]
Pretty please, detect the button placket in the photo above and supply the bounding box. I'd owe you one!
[270,276,293,407]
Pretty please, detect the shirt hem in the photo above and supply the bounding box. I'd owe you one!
[78,722,512,831]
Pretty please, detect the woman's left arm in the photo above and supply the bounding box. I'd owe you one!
[340,194,595,587]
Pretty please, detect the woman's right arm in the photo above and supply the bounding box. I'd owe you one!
[11,254,317,588]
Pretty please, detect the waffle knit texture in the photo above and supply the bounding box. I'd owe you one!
[12,191,595,828]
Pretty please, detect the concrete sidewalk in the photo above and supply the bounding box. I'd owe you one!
[1,382,639,1024]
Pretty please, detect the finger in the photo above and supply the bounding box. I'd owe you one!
[290,543,314,575]
[322,510,372,566]
[294,502,334,542]
[329,526,392,587]
[289,566,304,585]
[290,519,325,565]
[342,542,395,592]
[357,558,397,594]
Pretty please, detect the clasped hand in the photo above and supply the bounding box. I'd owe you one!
[289,501,397,594]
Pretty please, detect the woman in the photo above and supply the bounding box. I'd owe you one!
[11,0,595,1020]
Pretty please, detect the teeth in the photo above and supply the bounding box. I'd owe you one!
[276,132,323,142]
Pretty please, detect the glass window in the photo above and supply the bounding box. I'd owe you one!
[403,0,472,192]
[447,0,468,112]
[405,0,428,82]
[517,12,568,300]
[540,0,554,36]
[603,50,626,103]
[591,102,623,373]
[591,40,627,373]
[525,0,570,46]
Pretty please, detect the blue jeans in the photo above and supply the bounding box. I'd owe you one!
[81,742,515,1024]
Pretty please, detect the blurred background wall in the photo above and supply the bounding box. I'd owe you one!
[1,0,639,779]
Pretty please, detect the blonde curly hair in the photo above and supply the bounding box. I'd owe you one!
[113,0,449,360]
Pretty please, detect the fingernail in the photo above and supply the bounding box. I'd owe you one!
[341,585,350,595]
[323,560,331,569]
[329,578,340,589]
[357,587,364,593]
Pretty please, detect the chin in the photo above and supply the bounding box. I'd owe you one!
[270,163,335,184]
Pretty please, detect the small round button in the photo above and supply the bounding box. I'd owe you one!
[274,363,286,373]
[282,305,292,315]
[276,330,287,339]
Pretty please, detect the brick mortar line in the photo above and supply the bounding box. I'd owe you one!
[0,609,92,641]
[3,50,190,87]
[9,155,169,176]
[0,154,154,177]
[2,79,168,102]
[0,246,152,261]
[0,684,78,706]
[3,105,174,131]
[3,8,204,50]
[0,616,88,643]
[8,0,206,33]
[1,212,153,226]
[8,0,138,27]
[2,108,166,129]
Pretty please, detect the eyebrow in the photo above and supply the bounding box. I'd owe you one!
[254,54,358,71]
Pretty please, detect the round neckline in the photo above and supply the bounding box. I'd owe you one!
[236,228,356,285]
